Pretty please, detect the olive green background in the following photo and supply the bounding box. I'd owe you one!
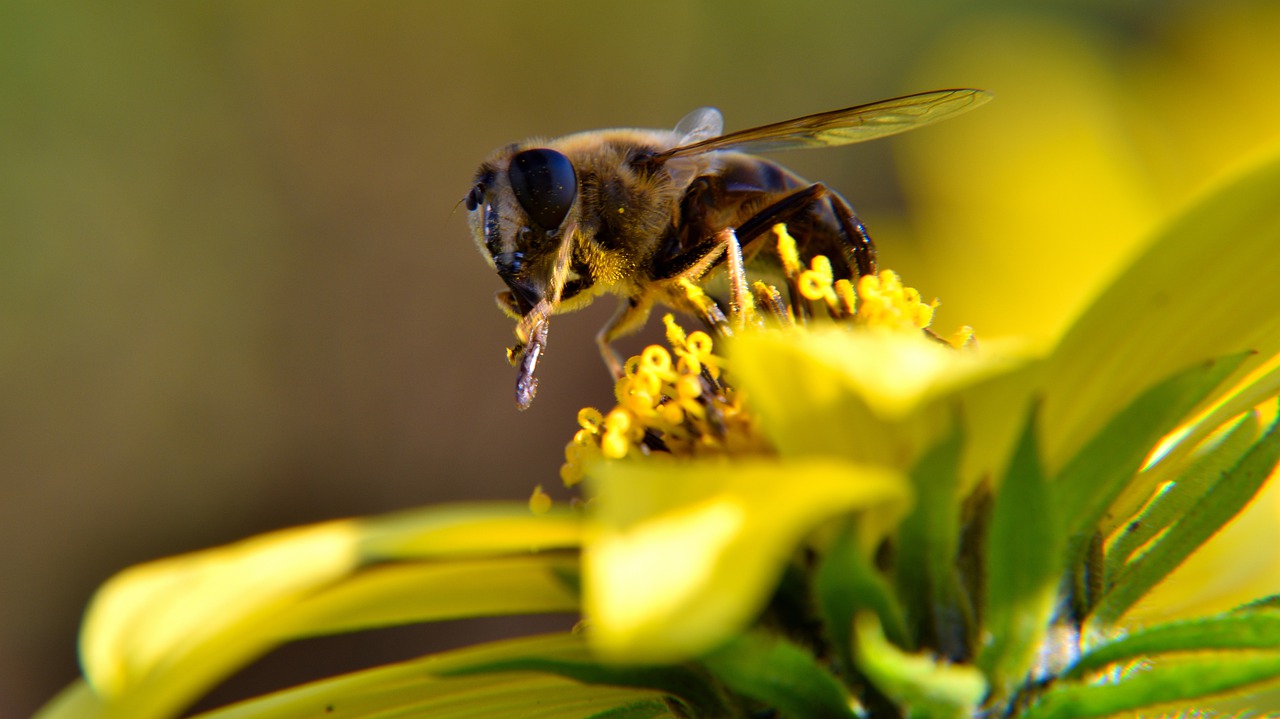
[1,1,1254,716]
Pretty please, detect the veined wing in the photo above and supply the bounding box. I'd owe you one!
[656,89,991,160]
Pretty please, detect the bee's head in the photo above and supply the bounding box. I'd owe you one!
[466,147,579,316]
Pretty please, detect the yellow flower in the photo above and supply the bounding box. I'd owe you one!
[40,144,1280,716]
[35,16,1280,709]
[571,140,1280,712]
[567,227,1033,667]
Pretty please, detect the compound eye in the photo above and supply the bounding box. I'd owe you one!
[464,184,484,212]
[507,148,577,230]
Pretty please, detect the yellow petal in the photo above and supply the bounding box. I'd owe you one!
[77,504,583,718]
[731,328,1036,478]
[584,457,909,663]
[285,555,581,637]
[358,503,582,558]
[81,520,359,700]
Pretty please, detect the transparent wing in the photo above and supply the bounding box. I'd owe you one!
[656,89,991,161]
[673,107,724,145]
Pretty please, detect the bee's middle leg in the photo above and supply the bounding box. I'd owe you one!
[596,295,654,379]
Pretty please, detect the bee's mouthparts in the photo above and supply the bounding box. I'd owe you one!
[514,319,549,411]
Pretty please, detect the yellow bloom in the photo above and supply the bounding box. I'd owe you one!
[570,140,1280,711]
[573,229,1035,664]
[44,140,1280,715]
[37,13,1280,709]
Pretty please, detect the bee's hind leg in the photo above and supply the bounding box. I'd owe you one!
[732,182,877,278]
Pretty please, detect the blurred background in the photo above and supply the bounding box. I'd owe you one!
[4,1,1280,716]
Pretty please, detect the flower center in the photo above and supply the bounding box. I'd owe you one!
[557,224,970,486]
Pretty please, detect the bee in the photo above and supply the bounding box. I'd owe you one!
[464,89,991,409]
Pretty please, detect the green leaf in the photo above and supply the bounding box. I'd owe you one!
[816,519,911,674]
[853,613,987,719]
[187,634,674,719]
[702,630,857,719]
[1103,355,1280,531]
[1042,147,1280,474]
[435,644,723,716]
[1018,652,1280,719]
[1103,411,1261,581]
[895,423,969,656]
[1054,351,1250,561]
[1067,611,1280,679]
[1235,594,1280,612]
[1091,415,1280,626]
[980,403,1061,699]
[584,457,910,663]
